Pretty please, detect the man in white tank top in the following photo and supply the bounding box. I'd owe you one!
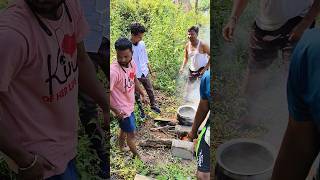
[179,26,210,101]
[180,26,210,78]
[222,0,320,126]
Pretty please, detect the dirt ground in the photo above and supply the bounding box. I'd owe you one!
[111,89,198,179]
[137,89,196,173]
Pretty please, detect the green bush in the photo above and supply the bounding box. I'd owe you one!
[198,0,210,11]
[111,0,208,94]
[0,0,7,9]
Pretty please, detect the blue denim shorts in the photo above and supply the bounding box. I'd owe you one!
[46,159,77,180]
[119,112,136,133]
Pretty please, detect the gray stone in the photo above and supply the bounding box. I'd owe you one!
[134,174,155,180]
[171,139,194,160]
[175,125,202,135]
[175,125,192,133]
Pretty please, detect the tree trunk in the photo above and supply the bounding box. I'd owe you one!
[195,0,199,13]
[139,139,173,148]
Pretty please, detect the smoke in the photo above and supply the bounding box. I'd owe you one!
[216,1,288,151]
[176,69,201,109]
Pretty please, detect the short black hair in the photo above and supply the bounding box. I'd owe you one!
[115,37,132,52]
[130,22,146,35]
[188,26,199,34]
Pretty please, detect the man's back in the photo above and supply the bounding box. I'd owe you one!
[132,41,149,78]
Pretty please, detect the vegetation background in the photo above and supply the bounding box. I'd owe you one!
[110,0,209,179]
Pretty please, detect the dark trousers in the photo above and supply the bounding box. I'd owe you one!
[78,37,110,177]
[46,160,77,180]
[135,74,156,110]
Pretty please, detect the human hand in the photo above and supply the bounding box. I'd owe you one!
[182,132,195,142]
[223,17,237,42]
[200,68,207,75]
[289,20,309,42]
[179,67,184,74]
[115,111,127,120]
[18,154,55,180]
[141,95,148,105]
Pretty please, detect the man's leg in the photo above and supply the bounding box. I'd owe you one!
[185,70,197,102]
[118,129,126,151]
[119,113,138,156]
[245,26,279,96]
[46,159,78,180]
[196,127,210,180]
[127,132,139,157]
[139,75,160,113]
[197,171,210,180]
[240,26,279,126]
[120,113,139,156]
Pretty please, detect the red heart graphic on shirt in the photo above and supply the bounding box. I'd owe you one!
[62,33,76,57]
[129,72,135,80]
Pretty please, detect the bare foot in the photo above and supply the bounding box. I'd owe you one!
[119,146,130,152]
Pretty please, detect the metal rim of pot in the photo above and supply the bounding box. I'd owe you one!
[216,138,277,176]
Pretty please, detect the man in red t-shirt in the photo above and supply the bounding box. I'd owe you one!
[0,0,108,179]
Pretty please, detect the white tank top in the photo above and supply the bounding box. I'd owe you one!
[188,40,209,71]
[255,0,312,31]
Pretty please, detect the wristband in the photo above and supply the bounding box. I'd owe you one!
[18,154,38,171]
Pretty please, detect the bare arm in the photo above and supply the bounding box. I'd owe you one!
[289,0,320,41]
[201,43,211,74]
[110,105,125,119]
[300,0,320,28]
[272,117,320,180]
[134,76,148,104]
[180,44,189,73]
[188,99,209,139]
[230,0,249,20]
[222,0,249,41]
[0,122,33,168]
[77,42,109,112]
[134,77,145,97]
[0,114,55,179]
[0,31,54,179]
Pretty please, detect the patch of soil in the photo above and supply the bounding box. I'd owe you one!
[135,90,196,170]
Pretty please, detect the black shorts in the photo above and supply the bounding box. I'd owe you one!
[189,67,205,81]
[196,126,210,173]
